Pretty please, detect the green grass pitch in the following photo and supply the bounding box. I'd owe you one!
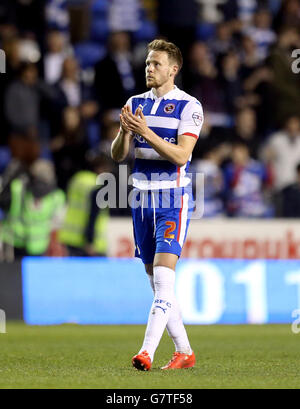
[0,323,299,389]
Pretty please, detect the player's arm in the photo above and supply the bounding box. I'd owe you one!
[141,124,197,166]
[122,105,202,167]
[111,105,135,163]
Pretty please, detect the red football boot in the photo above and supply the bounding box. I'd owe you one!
[161,351,195,370]
[132,350,152,371]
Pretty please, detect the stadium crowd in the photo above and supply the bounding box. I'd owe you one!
[1,0,300,258]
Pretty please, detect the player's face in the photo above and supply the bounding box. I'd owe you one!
[145,51,176,89]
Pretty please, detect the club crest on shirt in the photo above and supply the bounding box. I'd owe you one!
[164,103,175,114]
[192,112,203,126]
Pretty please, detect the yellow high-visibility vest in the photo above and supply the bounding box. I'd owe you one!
[1,178,65,255]
[58,171,108,254]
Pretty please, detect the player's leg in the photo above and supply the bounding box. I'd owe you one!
[131,192,156,371]
[153,254,192,354]
[153,253,195,369]
[149,187,195,369]
[138,253,193,367]
[132,188,194,370]
[136,254,177,365]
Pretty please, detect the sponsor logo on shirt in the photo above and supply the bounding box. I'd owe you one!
[192,112,203,126]
[135,134,176,144]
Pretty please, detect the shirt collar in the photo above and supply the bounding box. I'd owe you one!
[149,85,179,100]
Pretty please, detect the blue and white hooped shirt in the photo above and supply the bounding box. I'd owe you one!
[127,86,204,190]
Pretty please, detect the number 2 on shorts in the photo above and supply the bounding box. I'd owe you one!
[164,221,176,239]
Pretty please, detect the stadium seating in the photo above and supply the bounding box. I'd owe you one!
[74,42,106,69]
[89,0,109,42]
[132,20,158,43]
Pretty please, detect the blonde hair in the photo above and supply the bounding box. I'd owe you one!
[147,39,183,71]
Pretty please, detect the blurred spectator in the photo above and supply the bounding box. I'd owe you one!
[239,35,261,80]
[68,1,90,44]
[158,0,198,43]
[219,0,260,27]
[1,36,22,81]
[0,159,65,259]
[51,106,89,191]
[45,0,70,34]
[108,0,142,32]
[218,0,239,22]
[236,0,260,25]
[192,139,227,217]
[1,33,42,74]
[99,118,135,210]
[267,26,300,124]
[99,120,122,158]
[198,0,226,24]
[18,37,41,65]
[242,64,275,135]
[279,163,300,217]
[2,0,46,50]
[0,158,29,209]
[142,0,158,21]
[273,0,300,31]
[4,61,57,135]
[224,107,260,158]
[94,31,137,113]
[58,154,111,257]
[224,141,273,217]
[44,30,72,84]
[243,8,276,61]
[208,22,235,60]
[158,0,197,82]
[187,41,230,127]
[218,50,243,116]
[55,56,99,121]
[97,119,134,218]
[262,116,300,191]
[56,56,82,107]
[238,34,276,135]
[0,36,22,144]
[8,128,41,168]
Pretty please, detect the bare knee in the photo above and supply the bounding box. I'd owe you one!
[153,253,178,271]
[145,264,153,276]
